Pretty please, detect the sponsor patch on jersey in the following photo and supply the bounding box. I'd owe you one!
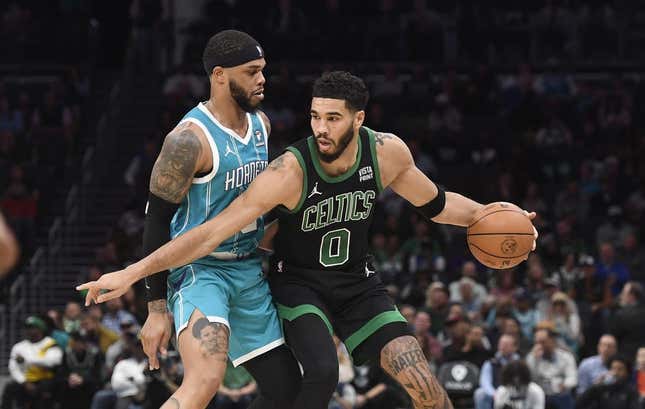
[359,166,373,182]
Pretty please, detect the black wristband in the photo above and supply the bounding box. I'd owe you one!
[143,193,180,302]
[414,184,446,220]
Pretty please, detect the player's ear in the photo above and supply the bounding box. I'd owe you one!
[211,66,226,84]
[354,110,365,128]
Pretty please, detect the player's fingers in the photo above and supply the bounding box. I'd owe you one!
[96,288,125,304]
[76,281,95,291]
[160,329,171,355]
[83,289,94,307]
[522,210,537,219]
[144,339,160,370]
[532,226,538,251]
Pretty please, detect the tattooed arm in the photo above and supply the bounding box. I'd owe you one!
[141,123,210,369]
[77,152,302,303]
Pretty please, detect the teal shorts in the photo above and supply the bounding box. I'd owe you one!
[167,260,284,367]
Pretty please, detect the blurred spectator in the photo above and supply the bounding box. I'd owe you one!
[56,331,103,409]
[474,333,521,409]
[577,355,640,409]
[214,360,258,409]
[577,334,618,396]
[443,321,491,368]
[80,313,119,355]
[425,281,450,336]
[502,317,532,357]
[63,301,83,333]
[413,311,443,366]
[2,316,63,409]
[102,297,139,335]
[511,289,537,342]
[538,292,581,354]
[609,281,645,360]
[111,338,147,409]
[105,318,141,370]
[526,328,577,409]
[618,233,645,284]
[636,347,645,399]
[493,360,545,409]
[45,308,70,349]
[449,261,488,310]
[399,304,416,326]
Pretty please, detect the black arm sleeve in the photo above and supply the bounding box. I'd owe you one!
[413,183,446,221]
[143,192,180,302]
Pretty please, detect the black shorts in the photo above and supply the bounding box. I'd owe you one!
[268,262,411,364]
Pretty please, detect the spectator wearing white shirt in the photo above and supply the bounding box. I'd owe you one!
[494,361,545,409]
[111,339,147,409]
[526,329,577,409]
[2,316,63,409]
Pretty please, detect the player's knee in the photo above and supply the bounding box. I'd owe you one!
[304,356,338,386]
[183,369,223,397]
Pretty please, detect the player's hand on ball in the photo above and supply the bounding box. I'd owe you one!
[522,210,538,251]
[76,267,139,305]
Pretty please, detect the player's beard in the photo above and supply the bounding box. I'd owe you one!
[316,123,354,163]
[229,79,258,113]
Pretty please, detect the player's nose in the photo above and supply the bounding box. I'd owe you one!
[257,72,266,86]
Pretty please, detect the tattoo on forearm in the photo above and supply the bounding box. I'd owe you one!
[148,299,167,313]
[268,154,286,171]
[192,318,228,361]
[150,128,202,203]
[381,336,452,409]
[374,132,394,146]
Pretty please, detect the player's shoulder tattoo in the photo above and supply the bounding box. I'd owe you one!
[150,126,202,203]
[374,131,398,146]
[267,151,297,172]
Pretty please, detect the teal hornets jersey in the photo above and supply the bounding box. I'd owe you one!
[169,103,269,266]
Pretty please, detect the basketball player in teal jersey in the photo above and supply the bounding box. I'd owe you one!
[79,71,537,409]
[117,30,300,409]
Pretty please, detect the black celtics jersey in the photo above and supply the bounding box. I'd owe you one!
[273,126,383,273]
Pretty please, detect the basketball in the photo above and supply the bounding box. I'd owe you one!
[467,202,534,269]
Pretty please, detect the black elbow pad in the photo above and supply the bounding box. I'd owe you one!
[414,184,446,221]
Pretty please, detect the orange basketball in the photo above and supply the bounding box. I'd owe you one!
[467,202,534,269]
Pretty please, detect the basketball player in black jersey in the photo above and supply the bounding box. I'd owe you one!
[79,71,538,409]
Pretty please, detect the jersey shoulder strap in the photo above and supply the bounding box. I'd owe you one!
[360,126,384,193]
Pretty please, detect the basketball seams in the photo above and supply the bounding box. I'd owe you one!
[467,241,529,259]
[467,209,525,228]
[467,233,534,236]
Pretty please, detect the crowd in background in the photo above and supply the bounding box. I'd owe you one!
[2,0,645,408]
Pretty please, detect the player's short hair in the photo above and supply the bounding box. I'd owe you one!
[202,30,264,75]
[312,71,369,112]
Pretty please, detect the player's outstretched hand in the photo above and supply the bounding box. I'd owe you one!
[76,267,139,305]
[522,210,538,251]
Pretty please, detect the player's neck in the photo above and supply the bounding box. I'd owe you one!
[318,133,359,177]
[204,98,248,136]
